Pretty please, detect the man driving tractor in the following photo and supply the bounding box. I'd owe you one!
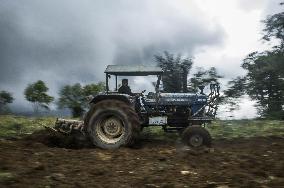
[118,79,132,95]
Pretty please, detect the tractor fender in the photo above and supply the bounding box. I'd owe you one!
[90,94,132,105]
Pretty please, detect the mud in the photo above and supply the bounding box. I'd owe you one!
[0,130,283,188]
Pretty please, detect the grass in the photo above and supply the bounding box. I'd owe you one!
[0,115,283,139]
[142,120,284,140]
[208,120,284,139]
[0,115,56,138]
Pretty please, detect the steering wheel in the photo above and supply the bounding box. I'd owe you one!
[136,90,146,97]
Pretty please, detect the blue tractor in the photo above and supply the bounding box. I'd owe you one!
[54,65,220,149]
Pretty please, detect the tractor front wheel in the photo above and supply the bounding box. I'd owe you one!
[181,126,211,148]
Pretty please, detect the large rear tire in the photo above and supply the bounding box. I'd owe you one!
[85,100,140,149]
[181,126,212,148]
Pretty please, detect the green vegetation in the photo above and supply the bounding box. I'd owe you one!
[224,3,284,119]
[0,91,14,114]
[208,120,284,139]
[0,115,283,140]
[58,82,104,118]
[155,51,222,94]
[155,51,193,93]
[190,67,223,92]
[24,80,54,113]
[0,115,56,138]
[0,172,15,184]
[139,120,284,140]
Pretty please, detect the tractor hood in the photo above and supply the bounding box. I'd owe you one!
[145,92,207,106]
[159,93,207,105]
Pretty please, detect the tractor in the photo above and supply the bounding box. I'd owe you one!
[52,65,220,149]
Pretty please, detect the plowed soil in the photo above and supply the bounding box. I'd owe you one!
[0,130,283,188]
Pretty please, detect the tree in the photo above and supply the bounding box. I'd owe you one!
[83,82,105,97]
[57,82,104,117]
[155,51,193,92]
[262,3,284,43]
[190,67,223,92]
[0,90,14,113]
[223,76,247,112]
[224,2,284,119]
[243,51,284,119]
[24,80,54,113]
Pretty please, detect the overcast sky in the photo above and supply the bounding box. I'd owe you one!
[0,0,282,118]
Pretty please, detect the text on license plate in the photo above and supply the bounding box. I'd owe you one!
[149,116,167,125]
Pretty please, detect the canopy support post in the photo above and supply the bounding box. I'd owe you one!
[115,75,118,91]
[106,73,109,93]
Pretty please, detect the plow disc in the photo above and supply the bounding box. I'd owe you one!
[52,118,85,135]
[43,118,91,148]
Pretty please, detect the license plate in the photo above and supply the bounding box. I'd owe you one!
[149,116,167,125]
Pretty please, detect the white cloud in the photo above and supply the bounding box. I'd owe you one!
[190,0,282,119]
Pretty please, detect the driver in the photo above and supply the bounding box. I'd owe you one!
[118,79,133,95]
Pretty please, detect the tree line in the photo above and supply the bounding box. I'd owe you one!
[224,2,284,119]
[0,81,104,117]
[0,54,223,118]
[0,61,223,118]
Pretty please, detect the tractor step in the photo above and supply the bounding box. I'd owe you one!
[163,127,183,133]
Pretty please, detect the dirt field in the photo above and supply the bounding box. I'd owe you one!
[0,130,283,188]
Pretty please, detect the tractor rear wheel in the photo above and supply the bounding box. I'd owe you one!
[85,100,140,149]
[181,126,211,148]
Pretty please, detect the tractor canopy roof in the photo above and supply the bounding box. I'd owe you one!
[105,65,163,76]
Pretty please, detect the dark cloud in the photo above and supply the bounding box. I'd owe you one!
[0,0,225,111]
